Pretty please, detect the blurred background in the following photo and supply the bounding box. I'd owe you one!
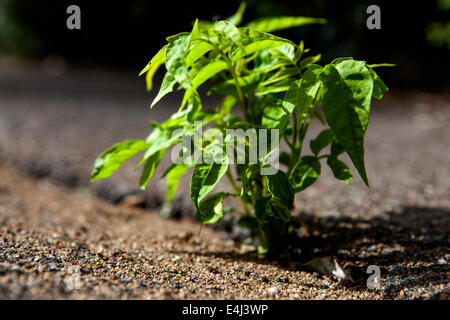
[0,0,449,89]
[0,0,448,221]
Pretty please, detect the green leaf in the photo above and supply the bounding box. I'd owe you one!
[255,78,291,96]
[281,79,301,113]
[330,139,345,156]
[266,170,294,209]
[226,2,246,26]
[140,45,167,91]
[142,127,172,160]
[367,67,388,99]
[320,59,374,186]
[186,41,215,67]
[212,20,240,39]
[151,72,177,108]
[184,89,202,122]
[254,49,280,71]
[261,79,299,132]
[296,64,322,119]
[91,140,149,181]
[198,20,214,32]
[327,157,353,183]
[139,149,166,190]
[190,156,229,207]
[299,54,322,70]
[268,197,291,222]
[310,128,334,155]
[294,40,304,62]
[239,164,259,201]
[281,64,322,129]
[279,151,291,166]
[166,32,188,43]
[165,32,191,88]
[229,28,294,60]
[230,39,290,61]
[196,192,229,224]
[165,164,191,202]
[211,73,263,97]
[238,28,293,44]
[211,21,242,47]
[192,110,221,125]
[289,155,321,192]
[262,103,290,131]
[191,60,228,89]
[190,19,201,44]
[140,124,189,165]
[330,57,353,65]
[260,67,298,86]
[219,95,237,116]
[245,16,326,33]
[270,44,296,65]
[366,63,396,68]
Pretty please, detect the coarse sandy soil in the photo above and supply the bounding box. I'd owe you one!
[0,64,449,299]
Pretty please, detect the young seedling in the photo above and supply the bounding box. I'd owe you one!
[91,3,393,260]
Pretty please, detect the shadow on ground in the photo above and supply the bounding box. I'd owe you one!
[174,206,449,299]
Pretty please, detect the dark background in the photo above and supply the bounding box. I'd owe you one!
[0,0,448,90]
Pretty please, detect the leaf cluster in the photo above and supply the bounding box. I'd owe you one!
[90,3,392,258]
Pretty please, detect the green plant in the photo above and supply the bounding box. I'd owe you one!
[90,3,392,260]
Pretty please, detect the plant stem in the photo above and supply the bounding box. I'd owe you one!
[223,57,249,121]
[292,109,298,152]
[297,116,312,156]
[283,136,294,149]
[226,169,250,215]
[198,38,249,121]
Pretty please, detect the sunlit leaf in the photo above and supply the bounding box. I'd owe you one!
[226,2,247,26]
[299,54,322,70]
[245,16,326,33]
[151,72,177,108]
[327,157,353,183]
[140,124,189,165]
[310,128,334,155]
[270,44,296,65]
[295,64,322,126]
[139,45,167,91]
[214,20,242,43]
[91,140,149,181]
[192,60,228,89]
[367,67,388,99]
[139,148,166,189]
[231,39,290,61]
[165,32,192,88]
[186,41,215,67]
[366,63,395,68]
[211,73,263,97]
[289,156,321,192]
[320,59,374,186]
[190,155,229,207]
[196,192,230,224]
[164,163,191,202]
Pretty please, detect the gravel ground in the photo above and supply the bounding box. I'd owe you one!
[0,162,387,299]
[0,64,449,299]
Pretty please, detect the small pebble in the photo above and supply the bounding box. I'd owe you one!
[268,287,278,295]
